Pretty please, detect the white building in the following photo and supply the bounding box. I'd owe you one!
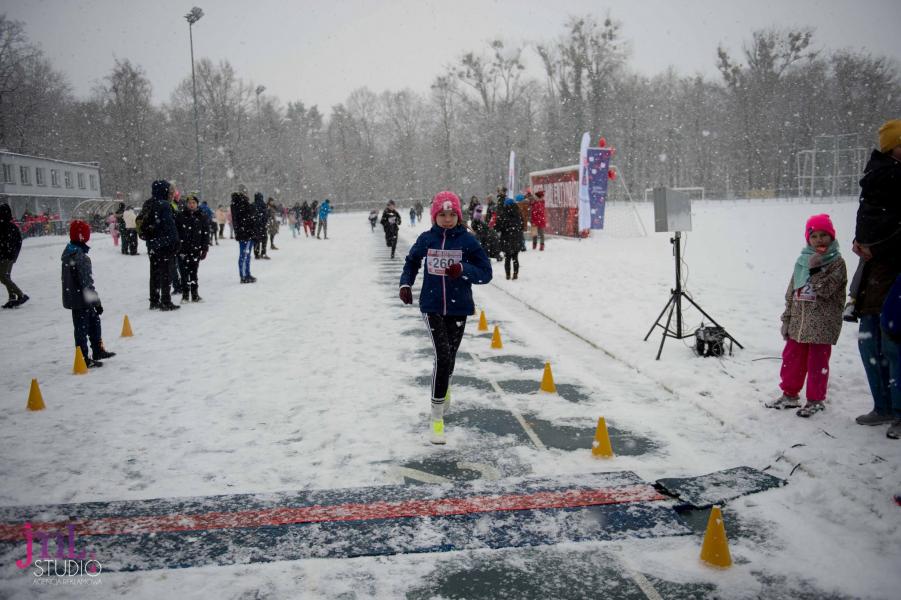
[0,150,103,221]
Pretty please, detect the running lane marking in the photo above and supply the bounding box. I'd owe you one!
[0,485,665,540]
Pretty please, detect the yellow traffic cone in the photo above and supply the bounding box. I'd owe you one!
[490,325,503,349]
[540,362,556,393]
[121,314,133,337]
[478,310,488,331]
[73,347,88,375]
[591,416,614,458]
[27,379,45,411]
[700,506,732,568]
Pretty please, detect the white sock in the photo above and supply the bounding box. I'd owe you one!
[431,400,445,421]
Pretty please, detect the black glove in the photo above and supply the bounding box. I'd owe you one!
[446,263,463,279]
[200,249,208,260]
[399,287,413,305]
[95,303,103,316]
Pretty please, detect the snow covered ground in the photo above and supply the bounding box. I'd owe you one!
[0,198,899,599]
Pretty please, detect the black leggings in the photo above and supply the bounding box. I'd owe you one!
[423,313,467,399]
[504,251,519,277]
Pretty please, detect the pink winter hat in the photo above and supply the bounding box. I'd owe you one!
[805,213,836,243]
[430,191,464,223]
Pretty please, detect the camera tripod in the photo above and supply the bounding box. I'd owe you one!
[644,232,742,360]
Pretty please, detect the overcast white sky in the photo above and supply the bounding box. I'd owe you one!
[4,0,900,111]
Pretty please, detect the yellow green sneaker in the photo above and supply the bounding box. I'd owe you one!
[430,419,446,445]
[444,388,451,411]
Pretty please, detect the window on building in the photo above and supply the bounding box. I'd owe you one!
[19,166,31,185]
[2,164,13,184]
[64,171,73,188]
[89,174,97,191]
[77,173,86,189]
[35,167,46,186]
[51,169,59,187]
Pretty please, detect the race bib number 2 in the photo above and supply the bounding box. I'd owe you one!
[427,249,463,276]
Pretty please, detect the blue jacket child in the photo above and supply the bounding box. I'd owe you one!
[399,191,492,445]
[61,220,114,367]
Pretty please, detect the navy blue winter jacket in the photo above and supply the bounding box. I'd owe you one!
[145,198,179,257]
[61,242,98,310]
[400,224,492,315]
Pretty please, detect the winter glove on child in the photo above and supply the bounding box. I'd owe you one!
[200,249,208,260]
[808,253,824,268]
[446,263,463,279]
[780,321,789,341]
[94,303,103,316]
[399,286,413,305]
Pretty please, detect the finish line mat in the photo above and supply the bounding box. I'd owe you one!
[655,466,788,509]
[0,471,690,572]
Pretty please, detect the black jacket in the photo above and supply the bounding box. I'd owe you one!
[0,204,23,261]
[176,208,211,258]
[855,150,901,315]
[381,208,401,237]
[230,193,254,241]
[253,194,268,238]
[496,202,523,255]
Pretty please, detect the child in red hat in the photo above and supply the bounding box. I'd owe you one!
[768,214,847,416]
[62,220,115,368]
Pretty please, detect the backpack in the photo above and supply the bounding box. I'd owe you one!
[136,198,156,241]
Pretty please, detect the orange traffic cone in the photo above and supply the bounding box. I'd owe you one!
[27,379,45,411]
[121,314,133,337]
[700,506,732,568]
[539,362,556,393]
[591,416,614,458]
[73,347,88,375]
[490,325,503,349]
[478,310,488,331]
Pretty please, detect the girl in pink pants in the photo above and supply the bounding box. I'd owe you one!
[767,214,848,417]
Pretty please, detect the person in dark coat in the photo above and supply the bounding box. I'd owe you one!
[300,201,314,237]
[0,203,27,308]
[176,194,210,303]
[381,200,402,258]
[266,198,280,250]
[496,197,524,280]
[62,220,115,367]
[144,180,181,310]
[852,119,901,437]
[115,203,128,254]
[252,192,270,259]
[231,189,256,283]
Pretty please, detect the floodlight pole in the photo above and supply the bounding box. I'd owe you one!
[186,7,204,202]
[643,231,743,360]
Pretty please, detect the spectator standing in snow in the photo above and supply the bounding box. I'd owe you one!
[267,198,280,250]
[62,220,115,367]
[176,194,210,303]
[530,190,548,251]
[316,199,332,239]
[409,206,417,226]
[143,180,181,311]
[122,206,139,255]
[381,200,402,258]
[107,211,120,247]
[399,191,492,444]
[368,209,378,232]
[496,196,524,280]
[231,189,256,283]
[215,204,228,241]
[301,201,314,237]
[252,193,270,259]
[0,203,27,308]
[851,119,901,438]
[767,214,847,417]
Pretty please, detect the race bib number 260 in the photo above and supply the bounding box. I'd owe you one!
[426,249,463,276]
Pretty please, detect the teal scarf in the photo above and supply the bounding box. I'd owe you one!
[793,240,840,290]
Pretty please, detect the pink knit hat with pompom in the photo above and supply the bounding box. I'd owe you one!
[805,213,836,243]
[430,191,464,224]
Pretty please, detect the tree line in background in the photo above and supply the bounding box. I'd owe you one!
[0,13,898,208]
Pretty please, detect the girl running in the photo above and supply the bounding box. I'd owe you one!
[399,191,493,444]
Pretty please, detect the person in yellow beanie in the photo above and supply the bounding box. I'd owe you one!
[849,118,901,439]
[879,119,901,155]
